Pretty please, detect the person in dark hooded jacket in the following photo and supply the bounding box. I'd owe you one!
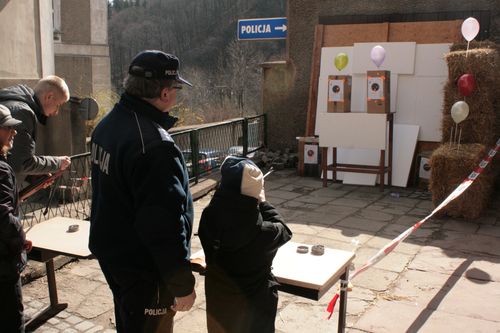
[0,104,32,332]
[198,156,292,333]
[0,76,71,188]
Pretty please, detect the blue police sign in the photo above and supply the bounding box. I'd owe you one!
[238,17,287,40]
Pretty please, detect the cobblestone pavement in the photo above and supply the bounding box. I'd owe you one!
[22,169,500,332]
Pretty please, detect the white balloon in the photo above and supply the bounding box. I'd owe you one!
[451,101,469,124]
[370,45,386,68]
[461,17,480,42]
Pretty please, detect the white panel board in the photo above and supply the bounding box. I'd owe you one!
[396,76,445,142]
[316,113,388,149]
[339,124,419,187]
[390,124,419,187]
[352,42,416,74]
[322,148,349,180]
[342,149,379,185]
[414,44,451,77]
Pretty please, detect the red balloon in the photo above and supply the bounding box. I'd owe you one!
[457,74,476,97]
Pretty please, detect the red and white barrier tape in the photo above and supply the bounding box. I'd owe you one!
[327,137,500,319]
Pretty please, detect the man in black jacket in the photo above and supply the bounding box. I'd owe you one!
[90,50,196,333]
[199,156,292,333]
[0,75,71,189]
[0,104,32,332]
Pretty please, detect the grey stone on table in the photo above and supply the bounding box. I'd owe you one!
[336,217,387,233]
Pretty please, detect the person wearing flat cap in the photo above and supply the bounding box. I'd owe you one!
[198,156,292,333]
[90,50,196,332]
[0,104,33,332]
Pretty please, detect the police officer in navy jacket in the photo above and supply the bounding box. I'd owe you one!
[89,50,196,333]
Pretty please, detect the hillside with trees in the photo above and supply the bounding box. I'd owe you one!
[108,0,286,125]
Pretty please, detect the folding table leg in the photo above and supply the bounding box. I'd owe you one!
[337,269,350,333]
[25,259,68,332]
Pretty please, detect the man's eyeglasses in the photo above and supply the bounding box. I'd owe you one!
[171,85,183,90]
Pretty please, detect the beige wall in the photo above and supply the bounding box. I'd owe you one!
[54,0,111,96]
[0,0,54,84]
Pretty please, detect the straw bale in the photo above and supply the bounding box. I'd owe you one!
[442,45,500,146]
[449,40,499,52]
[429,144,496,220]
[441,81,497,145]
[445,48,500,88]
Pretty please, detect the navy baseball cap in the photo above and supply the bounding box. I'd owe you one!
[128,50,192,86]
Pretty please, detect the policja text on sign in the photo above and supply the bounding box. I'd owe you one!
[237,17,287,40]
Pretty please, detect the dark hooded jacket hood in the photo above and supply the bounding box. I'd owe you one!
[0,84,46,125]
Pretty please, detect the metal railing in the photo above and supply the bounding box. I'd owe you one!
[20,115,266,227]
[171,115,267,183]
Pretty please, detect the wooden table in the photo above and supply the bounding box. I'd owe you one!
[25,217,92,331]
[191,241,355,333]
[320,113,394,192]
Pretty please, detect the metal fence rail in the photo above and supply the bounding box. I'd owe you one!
[20,115,266,227]
[20,152,92,228]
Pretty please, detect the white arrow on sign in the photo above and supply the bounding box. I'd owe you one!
[275,24,287,32]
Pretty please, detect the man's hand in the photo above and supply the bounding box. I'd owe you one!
[59,156,71,171]
[24,239,33,253]
[171,290,196,312]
